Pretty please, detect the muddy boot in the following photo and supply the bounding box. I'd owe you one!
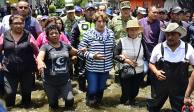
[21,94,31,108]
[86,94,96,107]
[78,75,86,92]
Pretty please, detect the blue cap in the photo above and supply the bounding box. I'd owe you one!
[85,3,95,10]
[75,6,82,12]
[106,8,113,16]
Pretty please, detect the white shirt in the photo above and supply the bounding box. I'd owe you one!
[150,40,194,65]
[1,15,11,33]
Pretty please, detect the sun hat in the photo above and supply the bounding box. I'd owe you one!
[120,1,130,9]
[161,23,187,38]
[125,19,143,33]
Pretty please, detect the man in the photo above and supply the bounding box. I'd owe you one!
[71,3,96,92]
[110,1,135,41]
[148,22,194,112]
[188,13,194,47]
[61,1,78,40]
[17,0,42,39]
[1,3,18,33]
[158,8,168,26]
[182,9,191,24]
[75,6,82,19]
[139,6,160,92]
[158,6,190,43]
[136,7,147,20]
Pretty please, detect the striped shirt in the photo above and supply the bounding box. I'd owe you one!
[78,28,115,72]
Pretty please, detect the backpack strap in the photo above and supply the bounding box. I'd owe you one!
[185,42,188,61]
[161,43,164,58]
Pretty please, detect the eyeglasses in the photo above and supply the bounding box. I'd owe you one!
[18,6,28,10]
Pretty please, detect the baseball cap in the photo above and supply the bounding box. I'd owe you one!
[120,1,130,9]
[137,7,147,15]
[85,3,95,10]
[159,8,167,14]
[106,8,113,17]
[75,6,82,12]
[65,0,75,13]
[41,15,48,20]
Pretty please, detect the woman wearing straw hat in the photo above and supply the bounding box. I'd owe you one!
[114,19,145,105]
[148,23,194,112]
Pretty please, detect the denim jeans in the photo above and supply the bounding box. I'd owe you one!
[86,71,108,104]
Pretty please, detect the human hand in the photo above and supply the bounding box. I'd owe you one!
[71,56,77,64]
[125,59,137,67]
[184,97,192,106]
[38,62,46,75]
[93,52,106,60]
[79,47,87,53]
[155,70,166,80]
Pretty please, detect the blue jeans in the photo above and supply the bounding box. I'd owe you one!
[86,71,108,104]
[86,71,108,94]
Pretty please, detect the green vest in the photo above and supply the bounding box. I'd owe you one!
[78,21,95,41]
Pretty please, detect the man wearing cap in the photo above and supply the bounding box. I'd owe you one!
[148,23,194,112]
[75,6,82,19]
[136,7,147,20]
[158,6,190,43]
[1,3,18,33]
[71,3,96,92]
[110,1,135,41]
[61,0,78,39]
[158,8,168,26]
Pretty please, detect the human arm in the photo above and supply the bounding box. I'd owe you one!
[37,45,47,75]
[30,34,39,57]
[71,23,80,48]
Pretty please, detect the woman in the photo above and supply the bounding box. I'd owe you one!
[0,15,39,107]
[36,17,70,48]
[78,12,115,106]
[114,19,145,105]
[37,25,77,110]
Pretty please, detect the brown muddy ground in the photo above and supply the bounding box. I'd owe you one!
[0,79,178,112]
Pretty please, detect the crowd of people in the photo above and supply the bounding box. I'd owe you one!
[0,0,194,112]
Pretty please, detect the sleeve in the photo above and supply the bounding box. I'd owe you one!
[29,34,39,57]
[114,40,124,63]
[35,19,42,33]
[149,44,161,64]
[78,31,94,59]
[40,44,47,52]
[36,33,44,48]
[0,34,4,50]
[71,23,80,48]
[188,44,194,65]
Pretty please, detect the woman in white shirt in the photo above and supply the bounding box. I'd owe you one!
[114,19,145,105]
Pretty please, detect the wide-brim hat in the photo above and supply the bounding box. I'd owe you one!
[125,20,143,33]
[161,23,187,38]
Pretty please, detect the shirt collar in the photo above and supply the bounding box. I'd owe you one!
[163,40,185,49]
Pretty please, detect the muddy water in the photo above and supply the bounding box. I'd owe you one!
[1,80,177,112]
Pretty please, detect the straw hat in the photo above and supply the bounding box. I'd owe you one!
[125,19,143,33]
[161,23,187,38]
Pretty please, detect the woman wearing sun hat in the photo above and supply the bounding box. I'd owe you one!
[148,23,194,112]
[114,19,145,105]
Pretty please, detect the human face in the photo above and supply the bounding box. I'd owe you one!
[148,7,159,20]
[56,20,62,31]
[98,5,106,14]
[127,28,140,39]
[192,13,194,22]
[121,8,130,20]
[17,1,29,17]
[48,29,60,44]
[184,12,191,22]
[171,13,181,23]
[85,8,96,20]
[67,12,75,21]
[95,16,106,32]
[165,32,180,47]
[11,18,24,33]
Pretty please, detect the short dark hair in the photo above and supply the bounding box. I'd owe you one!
[45,24,61,39]
[9,14,24,25]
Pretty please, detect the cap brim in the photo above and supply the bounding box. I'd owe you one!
[86,7,95,10]
[121,6,130,9]
[66,9,75,13]
[139,12,147,15]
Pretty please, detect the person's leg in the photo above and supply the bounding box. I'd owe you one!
[119,74,131,104]
[43,82,59,109]
[4,73,18,107]
[78,58,86,92]
[0,73,4,97]
[20,72,33,107]
[96,72,108,104]
[128,73,144,103]
[61,80,74,107]
[86,71,97,105]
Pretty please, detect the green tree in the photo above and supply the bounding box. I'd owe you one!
[73,0,88,7]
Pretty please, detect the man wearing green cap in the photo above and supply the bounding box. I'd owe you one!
[61,0,78,39]
[109,1,135,41]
